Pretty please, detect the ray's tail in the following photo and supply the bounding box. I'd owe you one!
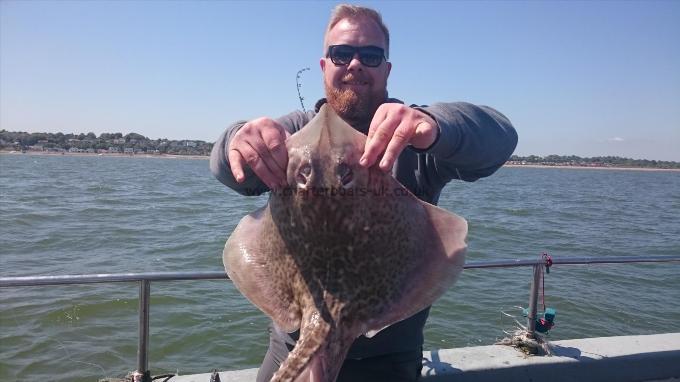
[271,309,353,382]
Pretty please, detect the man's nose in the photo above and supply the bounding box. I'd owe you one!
[346,53,363,70]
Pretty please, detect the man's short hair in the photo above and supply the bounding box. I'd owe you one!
[323,4,390,59]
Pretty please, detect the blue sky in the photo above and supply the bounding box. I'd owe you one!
[1,1,679,161]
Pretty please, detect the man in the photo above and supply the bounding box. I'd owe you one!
[211,4,517,381]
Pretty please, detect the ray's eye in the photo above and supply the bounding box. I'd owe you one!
[337,163,353,186]
[297,164,312,187]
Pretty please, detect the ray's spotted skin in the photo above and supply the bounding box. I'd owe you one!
[223,105,467,382]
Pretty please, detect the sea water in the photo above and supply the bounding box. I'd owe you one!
[1,154,679,381]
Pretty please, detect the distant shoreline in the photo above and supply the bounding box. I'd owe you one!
[2,150,679,172]
[503,164,680,172]
[0,150,208,161]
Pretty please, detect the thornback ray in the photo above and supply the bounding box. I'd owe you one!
[223,104,467,382]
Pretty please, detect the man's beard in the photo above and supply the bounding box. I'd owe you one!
[325,77,383,132]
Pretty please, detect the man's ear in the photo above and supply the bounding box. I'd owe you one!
[320,58,326,72]
[386,61,392,78]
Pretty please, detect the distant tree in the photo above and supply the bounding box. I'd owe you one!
[125,132,148,141]
[545,154,562,163]
[25,133,48,146]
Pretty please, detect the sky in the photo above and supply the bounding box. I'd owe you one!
[1,1,679,161]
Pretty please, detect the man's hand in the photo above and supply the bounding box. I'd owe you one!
[360,104,439,171]
[228,117,290,189]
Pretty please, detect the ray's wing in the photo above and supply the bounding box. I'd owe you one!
[223,205,302,333]
[362,176,468,334]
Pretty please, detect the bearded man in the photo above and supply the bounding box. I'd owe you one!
[211,4,518,381]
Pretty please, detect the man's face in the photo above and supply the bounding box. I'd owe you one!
[320,16,392,129]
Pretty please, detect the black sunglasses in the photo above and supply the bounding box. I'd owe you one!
[326,45,386,68]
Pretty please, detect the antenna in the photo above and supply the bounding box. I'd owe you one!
[296,67,310,112]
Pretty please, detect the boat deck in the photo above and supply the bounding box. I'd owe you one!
[170,333,680,382]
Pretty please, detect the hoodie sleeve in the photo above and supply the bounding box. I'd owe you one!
[414,102,518,183]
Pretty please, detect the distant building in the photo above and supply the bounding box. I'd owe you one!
[109,146,121,153]
[124,147,134,154]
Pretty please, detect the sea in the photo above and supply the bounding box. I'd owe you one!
[1,153,679,382]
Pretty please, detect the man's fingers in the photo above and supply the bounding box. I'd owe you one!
[243,138,285,188]
[228,148,247,183]
[361,118,397,167]
[361,105,436,170]
[378,124,412,171]
[250,136,287,185]
[227,118,290,188]
[366,107,388,142]
[240,142,281,189]
[260,126,289,175]
[229,139,281,189]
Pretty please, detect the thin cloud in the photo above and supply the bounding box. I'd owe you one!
[608,137,625,142]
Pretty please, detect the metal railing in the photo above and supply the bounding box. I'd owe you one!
[2,255,679,381]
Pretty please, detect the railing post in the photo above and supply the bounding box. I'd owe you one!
[527,264,541,338]
[134,279,151,382]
